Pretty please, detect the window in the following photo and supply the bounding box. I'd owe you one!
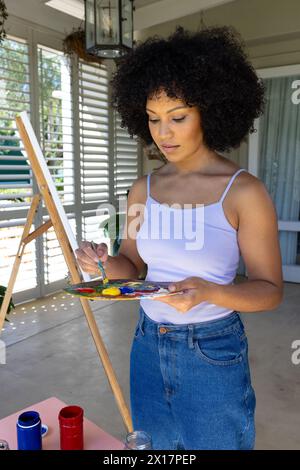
[0,37,32,208]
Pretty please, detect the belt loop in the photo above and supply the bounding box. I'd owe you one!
[139,307,145,336]
[188,325,194,350]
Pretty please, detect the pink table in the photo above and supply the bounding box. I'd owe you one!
[0,397,124,450]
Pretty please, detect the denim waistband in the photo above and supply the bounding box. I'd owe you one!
[136,306,245,342]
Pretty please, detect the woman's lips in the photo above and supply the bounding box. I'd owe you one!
[161,145,180,153]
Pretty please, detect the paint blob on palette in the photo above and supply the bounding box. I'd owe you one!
[64,279,182,300]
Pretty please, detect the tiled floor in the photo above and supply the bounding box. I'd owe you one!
[1,277,300,449]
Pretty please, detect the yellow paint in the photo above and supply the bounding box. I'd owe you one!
[102,286,121,296]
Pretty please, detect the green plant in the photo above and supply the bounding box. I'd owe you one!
[0,285,15,321]
[0,1,8,44]
[99,213,126,256]
[98,212,147,279]
[99,191,129,256]
[62,25,103,65]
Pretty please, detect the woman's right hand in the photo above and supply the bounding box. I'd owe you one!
[75,241,109,274]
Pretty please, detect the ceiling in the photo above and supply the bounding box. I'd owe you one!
[135,0,161,6]
[43,0,237,31]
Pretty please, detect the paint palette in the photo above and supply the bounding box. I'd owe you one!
[64,279,181,300]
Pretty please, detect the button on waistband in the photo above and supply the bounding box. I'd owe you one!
[159,327,168,334]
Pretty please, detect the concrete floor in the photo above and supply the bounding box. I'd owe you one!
[1,276,300,449]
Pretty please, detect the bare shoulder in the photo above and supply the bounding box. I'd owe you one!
[236,171,274,205]
[128,175,148,205]
[235,171,277,222]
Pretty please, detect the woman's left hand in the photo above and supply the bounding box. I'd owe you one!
[152,276,214,313]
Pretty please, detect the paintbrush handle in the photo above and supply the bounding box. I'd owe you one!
[98,260,109,283]
[91,241,109,284]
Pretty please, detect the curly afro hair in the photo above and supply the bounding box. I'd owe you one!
[111,25,265,153]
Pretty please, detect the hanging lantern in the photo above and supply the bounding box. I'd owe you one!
[85,0,134,59]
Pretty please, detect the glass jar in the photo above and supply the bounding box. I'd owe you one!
[124,431,152,450]
[0,439,10,450]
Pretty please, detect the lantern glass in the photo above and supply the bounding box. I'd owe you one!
[122,0,133,48]
[96,0,119,45]
[85,0,133,59]
[85,0,96,50]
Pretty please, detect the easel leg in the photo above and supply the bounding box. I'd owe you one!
[0,195,41,331]
[80,297,133,432]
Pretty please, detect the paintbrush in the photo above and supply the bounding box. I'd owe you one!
[91,241,109,285]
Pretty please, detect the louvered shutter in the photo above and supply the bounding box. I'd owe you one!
[0,37,37,293]
[114,114,139,199]
[79,61,111,244]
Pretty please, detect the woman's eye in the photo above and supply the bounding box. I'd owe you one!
[173,117,185,122]
[148,117,186,123]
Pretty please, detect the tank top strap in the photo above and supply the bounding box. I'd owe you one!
[219,168,246,203]
[147,173,151,199]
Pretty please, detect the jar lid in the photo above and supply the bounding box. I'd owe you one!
[124,430,152,450]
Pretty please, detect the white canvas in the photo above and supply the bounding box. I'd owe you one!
[19,111,90,282]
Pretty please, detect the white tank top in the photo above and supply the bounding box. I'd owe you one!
[136,169,246,324]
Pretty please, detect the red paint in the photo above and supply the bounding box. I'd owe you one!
[76,287,95,293]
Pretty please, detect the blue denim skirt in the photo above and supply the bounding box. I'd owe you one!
[130,306,256,450]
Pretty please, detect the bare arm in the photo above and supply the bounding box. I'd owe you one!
[205,177,284,312]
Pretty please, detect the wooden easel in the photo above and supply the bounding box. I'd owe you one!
[0,113,132,433]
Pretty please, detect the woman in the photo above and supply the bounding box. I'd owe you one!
[75,26,283,450]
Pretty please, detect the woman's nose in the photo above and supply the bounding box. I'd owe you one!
[157,122,172,138]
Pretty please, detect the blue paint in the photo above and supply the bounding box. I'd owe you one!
[119,286,135,294]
